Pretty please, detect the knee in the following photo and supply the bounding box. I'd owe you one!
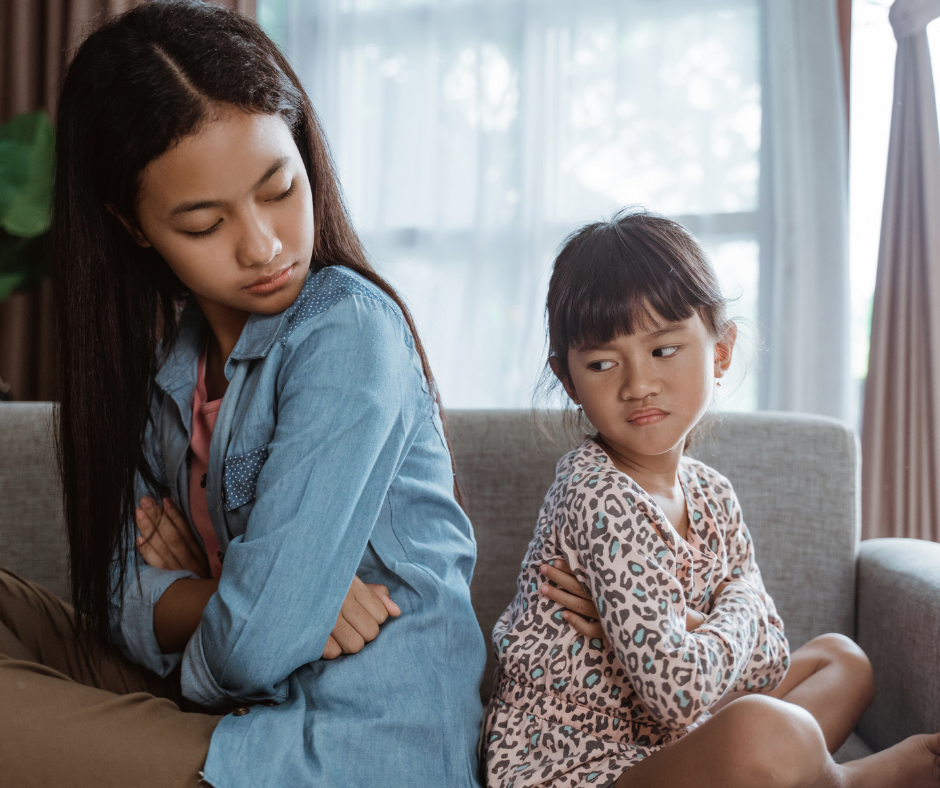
[807,633,875,705]
[715,695,830,787]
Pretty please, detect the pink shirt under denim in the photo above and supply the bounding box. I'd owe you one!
[189,351,223,579]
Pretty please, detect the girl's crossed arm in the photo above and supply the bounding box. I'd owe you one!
[181,295,424,709]
[135,498,400,658]
[563,472,785,731]
[701,482,790,694]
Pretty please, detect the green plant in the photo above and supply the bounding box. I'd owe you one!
[0,111,53,302]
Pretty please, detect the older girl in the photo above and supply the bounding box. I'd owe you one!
[0,3,486,786]
[483,210,940,788]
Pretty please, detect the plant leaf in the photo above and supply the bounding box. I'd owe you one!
[0,112,54,238]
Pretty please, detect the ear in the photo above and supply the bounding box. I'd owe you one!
[105,204,152,248]
[714,321,737,379]
[549,355,581,406]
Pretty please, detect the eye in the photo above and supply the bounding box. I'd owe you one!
[588,360,615,371]
[185,220,221,238]
[268,182,296,202]
[652,346,679,358]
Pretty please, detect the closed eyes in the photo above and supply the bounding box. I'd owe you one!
[183,183,297,238]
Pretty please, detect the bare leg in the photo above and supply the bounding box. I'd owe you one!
[614,694,940,788]
[767,633,875,752]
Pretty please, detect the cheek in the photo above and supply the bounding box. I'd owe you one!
[672,357,713,411]
[158,239,232,292]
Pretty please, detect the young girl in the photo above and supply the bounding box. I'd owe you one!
[0,2,488,786]
[482,210,940,788]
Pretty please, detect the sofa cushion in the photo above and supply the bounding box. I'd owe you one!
[448,409,859,704]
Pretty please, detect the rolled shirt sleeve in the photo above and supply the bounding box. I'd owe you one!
[182,295,428,708]
[109,472,199,677]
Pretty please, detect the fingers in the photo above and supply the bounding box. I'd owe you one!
[135,497,210,578]
[161,498,203,556]
[539,582,598,619]
[135,531,171,570]
[329,615,368,655]
[350,577,390,628]
[322,635,342,660]
[327,579,382,657]
[326,577,403,659]
[560,610,606,640]
[365,583,401,617]
[539,562,588,598]
[144,498,195,570]
[136,504,182,571]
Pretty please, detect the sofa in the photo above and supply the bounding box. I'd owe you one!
[2,403,938,764]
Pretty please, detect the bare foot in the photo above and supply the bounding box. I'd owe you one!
[840,733,940,788]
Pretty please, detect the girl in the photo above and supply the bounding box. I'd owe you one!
[0,2,490,786]
[482,210,940,788]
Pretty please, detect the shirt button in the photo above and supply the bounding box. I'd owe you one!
[232,707,250,716]
[200,473,207,489]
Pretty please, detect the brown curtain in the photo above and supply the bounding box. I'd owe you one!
[861,0,940,542]
[0,0,255,402]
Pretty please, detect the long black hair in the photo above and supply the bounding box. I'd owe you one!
[52,0,455,653]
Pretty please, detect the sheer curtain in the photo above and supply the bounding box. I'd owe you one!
[264,0,763,409]
[758,0,851,420]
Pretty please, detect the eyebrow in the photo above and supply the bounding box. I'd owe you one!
[169,156,290,217]
[579,325,686,351]
[647,325,685,339]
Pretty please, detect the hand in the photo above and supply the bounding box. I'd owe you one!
[685,609,706,631]
[136,497,211,579]
[322,576,402,660]
[538,559,606,641]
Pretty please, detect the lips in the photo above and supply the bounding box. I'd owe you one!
[627,407,668,426]
[244,263,295,294]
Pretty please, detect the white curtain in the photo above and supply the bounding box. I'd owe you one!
[757,0,851,420]
[267,0,763,409]
[862,0,940,542]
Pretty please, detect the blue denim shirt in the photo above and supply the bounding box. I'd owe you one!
[109,266,486,788]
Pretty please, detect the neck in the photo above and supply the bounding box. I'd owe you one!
[194,296,250,366]
[595,434,684,496]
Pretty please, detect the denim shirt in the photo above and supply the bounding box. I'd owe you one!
[109,266,486,788]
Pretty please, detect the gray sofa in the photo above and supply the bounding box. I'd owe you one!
[2,404,938,764]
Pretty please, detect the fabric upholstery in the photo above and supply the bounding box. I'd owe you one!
[857,537,940,752]
[6,402,935,762]
[0,403,68,601]
[448,409,860,704]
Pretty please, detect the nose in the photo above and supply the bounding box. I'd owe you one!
[237,209,282,268]
[619,357,661,401]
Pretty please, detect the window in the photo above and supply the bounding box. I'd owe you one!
[261,0,762,409]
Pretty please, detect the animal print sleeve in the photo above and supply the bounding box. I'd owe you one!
[563,470,775,731]
[705,483,790,693]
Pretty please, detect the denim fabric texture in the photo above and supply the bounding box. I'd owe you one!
[108,265,487,788]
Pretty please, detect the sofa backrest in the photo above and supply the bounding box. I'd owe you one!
[0,404,860,705]
[0,403,69,601]
[447,410,860,703]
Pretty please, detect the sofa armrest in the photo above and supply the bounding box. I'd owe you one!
[856,538,940,751]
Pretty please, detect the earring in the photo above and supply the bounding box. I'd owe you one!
[577,405,583,415]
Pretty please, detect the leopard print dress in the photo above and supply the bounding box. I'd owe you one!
[482,438,790,788]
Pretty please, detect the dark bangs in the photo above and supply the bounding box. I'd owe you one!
[546,208,728,383]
